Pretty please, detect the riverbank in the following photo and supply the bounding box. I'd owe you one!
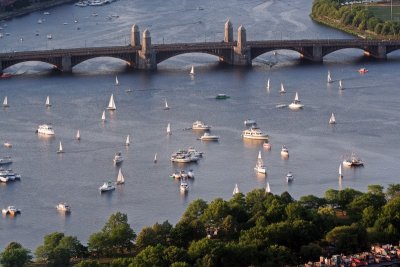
[0,0,75,21]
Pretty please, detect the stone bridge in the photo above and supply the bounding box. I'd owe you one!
[1,21,400,74]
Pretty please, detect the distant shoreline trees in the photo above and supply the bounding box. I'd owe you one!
[1,184,400,266]
[311,0,400,38]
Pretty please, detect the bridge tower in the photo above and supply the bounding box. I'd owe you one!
[224,19,233,42]
[131,24,140,47]
[137,29,156,70]
[232,25,251,66]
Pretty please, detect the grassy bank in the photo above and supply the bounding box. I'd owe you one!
[0,0,75,21]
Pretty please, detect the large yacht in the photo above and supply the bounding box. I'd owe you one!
[200,132,219,141]
[242,126,269,140]
[171,148,202,163]
[192,121,211,130]
[37,124,55,135]
[0,169,21,181]
[343,152,364,167]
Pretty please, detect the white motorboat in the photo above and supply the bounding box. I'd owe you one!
[180,179,188,193]
[286,172,294,183]
[113,152,123,165]
[187,146,204,158]
[190,65,195,75]
[0,168,21,182]
[288,92,304,110]
[327,70,332,83]
[115,168,125,185]
[0,175,9,183]
[2,206,21,216]
[192,121,211,130]
[57,141,64,153]
[166,123,171,135]
[37,124,55,135]
[106,94,116,110]
[187,169,194,179]
[280,83,286,94]
[101,110,106,122]
[171,148,201,163]
[56,202,71,212]
[45,95,51,107]
[0,156,12,165]
[76,130,81,141]
[47,34,52,39]
[200,132,219,141]
[242,126,269,140]
[99,181,115,192]
[281,145,289,157]
[343,152,364,167]
[329,113,336,124]
[3,96,9,107]
[244,119,256,126]
[125,135,130,146]
[254,151,266,174]
[232,183,240,195]
[170,170,188,180]
[4,142,12,148]
[164,98,170,110]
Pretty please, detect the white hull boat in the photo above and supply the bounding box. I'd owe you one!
[288,92,304,110]
[281,145,289,157]
[254,151,266,174]
[99,181,115,192]
[56,202,71,212]
[37,124,55,135]
[115,168,125,185]
[106,94,116,110]
[242,126,269,140]
[192,121,210,130]
[113,152,123,165]
[189,65,195,75]
[232,183,240,195]
[200,132,219,141]
[286,172,294,183]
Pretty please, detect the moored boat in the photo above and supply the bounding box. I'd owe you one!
[37,124,55,135]
[288,92,304,110]
[216,94,230,100]
[343,152,364,167]
[192,121,210,130]
[242,126,269,140]
[56,202,71,212]
[280,145,289,157]
[2,206,21,216]
[99,181,115,192]
[286,172,294,183]
[200,132,219,141]
[232,183,240,195]
[254,151,266,174]
[113,152,123,165]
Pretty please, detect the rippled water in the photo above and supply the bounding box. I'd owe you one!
[1,0,400,250]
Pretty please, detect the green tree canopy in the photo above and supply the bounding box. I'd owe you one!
[0,242,32,267]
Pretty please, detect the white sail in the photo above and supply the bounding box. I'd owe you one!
[339,163,343,178]
[164,98,169,110]
[76,130,80,140]
[329,113,336,124]
[45,96,51,107]
[115,75,119,86]
[167,123,171,135]
[154,153,157,163]
[57,141,64,153]
[327,71,332,83]
[233,184,240,195]
[280,83,285,94]
[266,182,271,193]
[294,92,299,101]
[101,110,106,122]
[266,79,270,91]
[257,150,263,166]
[190,65,195,75]
[116,168,124,184]
[125,135,130,146]
[339,80,343,90]
[3,96,8,107]
[107,94,116,110]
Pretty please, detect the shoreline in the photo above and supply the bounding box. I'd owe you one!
[0,0,75,21]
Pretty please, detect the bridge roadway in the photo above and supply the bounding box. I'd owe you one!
[1,39,400,73]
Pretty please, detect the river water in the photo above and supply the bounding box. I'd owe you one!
[1,0,400,251]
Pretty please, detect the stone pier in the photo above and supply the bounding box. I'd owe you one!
[136,29,156,70]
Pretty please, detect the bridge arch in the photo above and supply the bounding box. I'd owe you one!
[156,50,229,64]
[250,47,306,61]
[71,55,135,69]
[2,59,59,72]
[321,46,374,58]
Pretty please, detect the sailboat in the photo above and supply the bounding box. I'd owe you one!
[327,71,332,83]
[125,135,130,146]
[106,94,116,110]
[288,92,304,110]
[57,141,64,153]
[154,153,157,163]
[101,110,106,122]
[45,96,51,107]
[265,182,271,193]
[339,80,343,90]
[190,65,195,75]
[279,83,286,94]
[164,98,170,110]
[329,113,336,124]
[339,163,343,179]
[115,75,119,86]
[266,78,270,91]
[76,130,81,141]
[232,184,240,195]
[3,96,8,108]
[254,150,266,174]
[115,168,125,185]
[166,123,171,135]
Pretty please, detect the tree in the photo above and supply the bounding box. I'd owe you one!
[58,235,87,258]
[325,223,367,254]
[0,242,32,267]
[386,184,400,199]
[47,247,70,267]
[35,232,65,260]
[136,221,172,250]
[74,259,101,267]
[129,244,166,267]
[300,243,323,263]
